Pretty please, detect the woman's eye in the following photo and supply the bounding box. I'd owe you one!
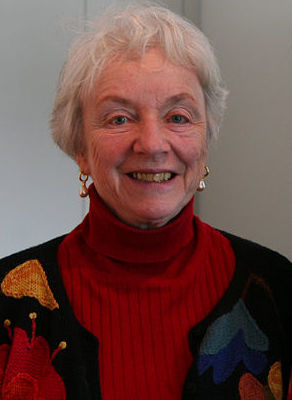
[112,116,128,125]
[169,115,188,124]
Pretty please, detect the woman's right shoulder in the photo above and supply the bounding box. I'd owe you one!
[0,235,66,277]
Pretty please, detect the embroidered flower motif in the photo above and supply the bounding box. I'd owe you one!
[268,362,283,400]
[239,372,279,400]
[1,260,59,310]
[239,373,267,399]
[0,314,66,400]
[198,330,267,385]
[198,300,269,384]
[0,344,10,393]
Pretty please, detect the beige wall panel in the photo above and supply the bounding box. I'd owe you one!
[0,1,85,258]
[197,0,292,259]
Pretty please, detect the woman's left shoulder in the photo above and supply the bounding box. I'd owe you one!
[219,230,291,341]
[219,230,291,276]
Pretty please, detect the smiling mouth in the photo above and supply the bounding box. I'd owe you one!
[128,172,175,182]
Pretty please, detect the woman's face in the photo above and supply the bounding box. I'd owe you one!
[77,49,207,229]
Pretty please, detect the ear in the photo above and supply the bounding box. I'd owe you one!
[76,153,90,175]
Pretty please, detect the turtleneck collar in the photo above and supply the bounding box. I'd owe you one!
[82,185,195,263]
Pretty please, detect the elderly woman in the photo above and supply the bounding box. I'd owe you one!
[0,4,291,400]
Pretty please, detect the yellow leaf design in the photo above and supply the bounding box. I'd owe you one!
[268,362,283,400]
[1,260,59,311]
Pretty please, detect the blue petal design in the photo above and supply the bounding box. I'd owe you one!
[199,300,268,355]
[198,330,267,384]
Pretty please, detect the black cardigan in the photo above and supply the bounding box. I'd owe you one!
[0,232,291,399]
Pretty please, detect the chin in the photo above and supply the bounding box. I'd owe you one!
[127,207,182,230]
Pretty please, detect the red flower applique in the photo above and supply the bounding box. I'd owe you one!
[0,313,66,400]
[239,370,283,400]
[0,343,10,394]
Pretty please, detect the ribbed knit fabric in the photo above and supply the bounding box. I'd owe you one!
[58,185,235,400]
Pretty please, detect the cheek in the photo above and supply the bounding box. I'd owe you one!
[83,135,107,179]
[87,142,102,172]
[86,135,126,176]
[177,136,207,165]
[179,140,207,186]
[190,145,206,162]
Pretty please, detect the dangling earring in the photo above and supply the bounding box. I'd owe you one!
[79,172,89,198]
[197,166,210,192]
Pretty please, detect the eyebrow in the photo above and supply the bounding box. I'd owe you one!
[96,96,135,108]
[98,94,197,106]
[95,93,204,119]
[163,93,198,108]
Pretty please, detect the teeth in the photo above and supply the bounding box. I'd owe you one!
[131,172,173,182]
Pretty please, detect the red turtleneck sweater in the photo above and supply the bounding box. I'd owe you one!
[58,185,235,399]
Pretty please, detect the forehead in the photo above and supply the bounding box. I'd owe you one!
[86,49,204,108]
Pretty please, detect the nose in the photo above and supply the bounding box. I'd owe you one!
[132,119,170,156]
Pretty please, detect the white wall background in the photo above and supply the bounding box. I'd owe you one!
[198,0,292,259]
[0,0,291,259]
[0,1,85,259]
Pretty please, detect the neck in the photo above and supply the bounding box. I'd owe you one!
[81,185,195,263]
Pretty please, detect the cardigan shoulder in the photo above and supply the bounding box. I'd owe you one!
[0,235,65,276]
[0,235,66,314]
[220,230,291,271]
[220,230,292,333]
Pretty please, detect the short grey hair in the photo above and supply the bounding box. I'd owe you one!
[51,3,228,158]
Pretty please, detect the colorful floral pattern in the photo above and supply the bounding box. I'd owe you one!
[0,317,66,399]
[239,373,274,400]
[268,362,283,400]
[198,300,269,384]
[1,260,59,311]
